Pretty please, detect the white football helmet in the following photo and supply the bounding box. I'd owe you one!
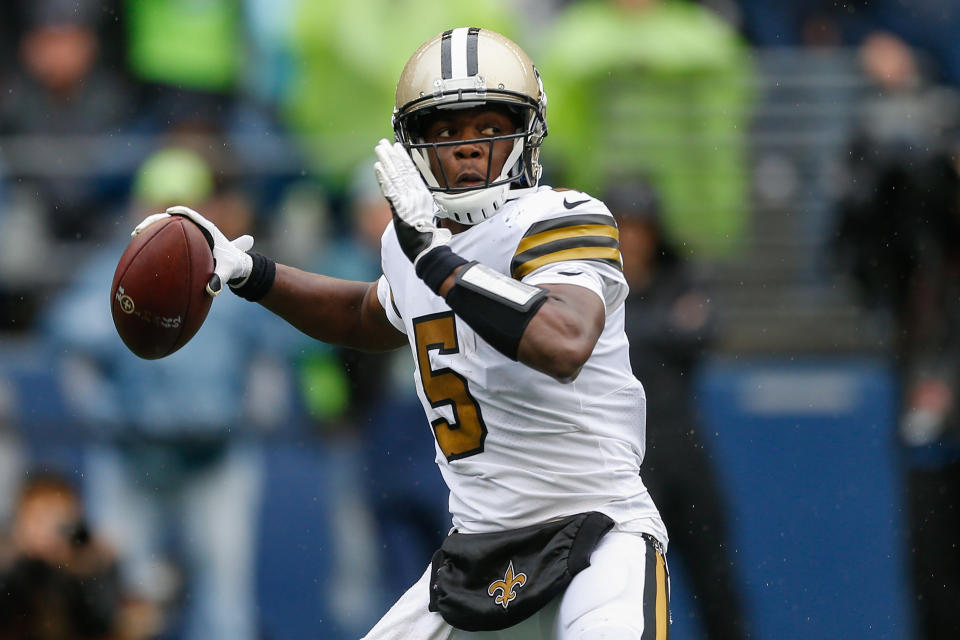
[393,28,548,224]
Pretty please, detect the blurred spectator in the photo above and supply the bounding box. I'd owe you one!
[0,470,124,640]
[833,34,960,640]
[734,0,854,47]
[281,0,517,197]
[735,0,960,87]
[538,0,754,258]
[0,0,135,242]
[242,0,300,105]
[121,0,305,225]
[611,180,750,639]
[0,0,135,334]
[43,146,298,640]
[124,0,242,94]
[0,4,24,83]
[124,84,303,232]
[834,32,960,315]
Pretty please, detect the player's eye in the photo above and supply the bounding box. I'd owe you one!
[432,126,453,139]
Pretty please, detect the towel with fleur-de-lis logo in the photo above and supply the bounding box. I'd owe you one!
[428,511,615,631]
[487,561,527,608]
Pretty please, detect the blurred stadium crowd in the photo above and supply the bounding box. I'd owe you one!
[1,0,960,639]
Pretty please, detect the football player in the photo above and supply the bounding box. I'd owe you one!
[137,28,669,639]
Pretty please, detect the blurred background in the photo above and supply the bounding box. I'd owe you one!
[1,0,958,639]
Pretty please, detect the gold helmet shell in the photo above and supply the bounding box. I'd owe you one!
[393,28,548,224]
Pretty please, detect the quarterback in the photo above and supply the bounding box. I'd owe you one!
[139,28,669,639]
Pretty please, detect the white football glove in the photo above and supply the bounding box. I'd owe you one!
[374,138,451,265]
[132,205,254,296]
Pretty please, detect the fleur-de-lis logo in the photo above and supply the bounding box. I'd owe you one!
[487,561,527,609]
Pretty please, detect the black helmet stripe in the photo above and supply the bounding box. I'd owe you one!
[440,30,453,79]
[440,27,481,80]
[466,27,480,76]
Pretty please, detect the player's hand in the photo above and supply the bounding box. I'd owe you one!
[374,138,451,265]
[132,206,254,296]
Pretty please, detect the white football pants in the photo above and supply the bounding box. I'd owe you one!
[361,530,669,640]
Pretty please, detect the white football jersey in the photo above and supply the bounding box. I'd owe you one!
[377,186,666,546]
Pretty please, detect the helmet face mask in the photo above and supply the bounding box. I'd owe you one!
[410,132,520,192]
[393,28,548,224]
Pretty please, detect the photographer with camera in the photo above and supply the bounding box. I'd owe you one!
[0,470,127,640]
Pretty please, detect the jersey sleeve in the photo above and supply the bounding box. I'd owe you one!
[376,275,407,334]
[510,199,628,312]
[523,260,628,313]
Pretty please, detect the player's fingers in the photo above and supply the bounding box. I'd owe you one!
[207,255,237,297]
[374,139,395,173]
[206,273,223,297]
[374,162,389,188]
[167,205,221,240]
[374,163,396,201]
[166,204,206,221]
[392,142,419,176]
[131,212,171,236]
[392,142,412,168]
[373,138,390,165]
[232,235,254,252]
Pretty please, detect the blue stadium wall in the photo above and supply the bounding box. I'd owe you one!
[1,346,912,639]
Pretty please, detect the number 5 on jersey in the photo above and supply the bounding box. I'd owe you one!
[413,312,487,461]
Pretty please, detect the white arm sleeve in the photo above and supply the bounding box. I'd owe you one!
[376,275,407,334]
[522,260,629,314]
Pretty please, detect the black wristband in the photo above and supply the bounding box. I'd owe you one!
[230,251,276,302]
[415,245,468,294]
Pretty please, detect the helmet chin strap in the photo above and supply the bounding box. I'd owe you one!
[410,139,526,225]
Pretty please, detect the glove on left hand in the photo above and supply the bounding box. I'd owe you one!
[374,139,451,265]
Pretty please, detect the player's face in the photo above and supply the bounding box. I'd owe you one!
[420,106,519,190]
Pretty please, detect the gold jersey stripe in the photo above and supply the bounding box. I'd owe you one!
[512,245,622,279]
[516,224,619,255]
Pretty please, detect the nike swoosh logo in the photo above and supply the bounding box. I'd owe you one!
[563,197,590,209]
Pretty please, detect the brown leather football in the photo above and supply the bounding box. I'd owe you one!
[110,216,214,359]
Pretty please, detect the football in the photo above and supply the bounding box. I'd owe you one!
[110,215,215,359]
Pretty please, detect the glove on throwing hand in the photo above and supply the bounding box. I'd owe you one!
[132,205,254,296]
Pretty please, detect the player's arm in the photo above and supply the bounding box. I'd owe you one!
[517,284,604,382]
[134,207,406,353]
[374,140,603,382]
[257,265,406,352]
[442,276,604,383]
